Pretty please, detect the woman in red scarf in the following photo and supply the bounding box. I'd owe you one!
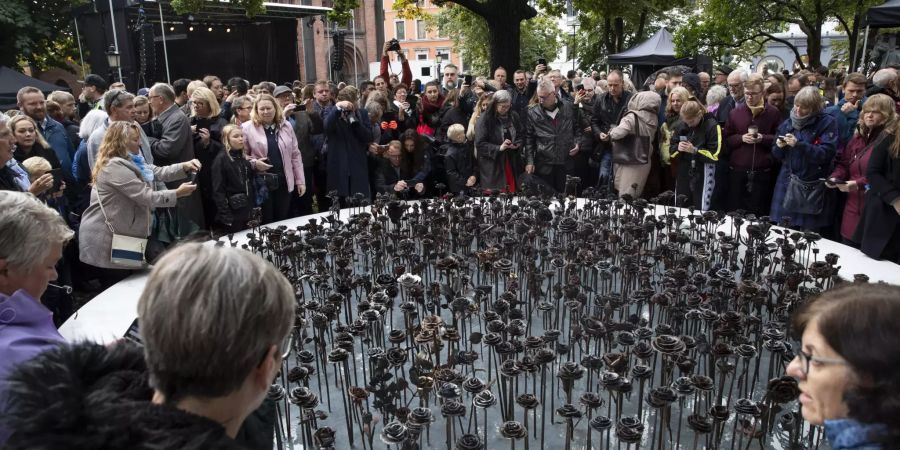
[417,81,445,137]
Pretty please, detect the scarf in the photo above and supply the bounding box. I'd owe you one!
[420,94,445,115]
[747,99,765,117]
[790,108,814,131]
[130,152,154,183]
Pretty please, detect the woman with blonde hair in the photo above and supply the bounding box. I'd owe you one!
[210,124,255,233]
[241,94,305,224]
[854,96,900,262]
[668,98,722,210]
[79,121,199,285]
[190,86,228,223]
[9,115,57,170]
[827,94,894,245]
[467,92,494,141]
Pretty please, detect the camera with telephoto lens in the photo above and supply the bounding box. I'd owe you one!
[388,38,401,52]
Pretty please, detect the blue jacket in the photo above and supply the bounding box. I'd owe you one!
[40,117,75,181]
[825,98,864,150]
[825,418,888,450]
[769,112,838,228]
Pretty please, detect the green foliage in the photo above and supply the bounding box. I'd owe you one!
[170,0,266,17]
[569,0,690,70]
[327,0,360,25]
[431,5,563,75]
[0,0,89,71]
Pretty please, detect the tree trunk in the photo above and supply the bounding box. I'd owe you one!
[486,14,523,73]
[614,17,625,53]
[806,27,823,69]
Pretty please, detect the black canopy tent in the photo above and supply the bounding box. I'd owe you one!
[0,66,70,110]
[860,0,900,68]
[607,28,710,88]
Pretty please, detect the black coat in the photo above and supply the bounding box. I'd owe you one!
[669,113,722,209]
[855,140,900,260]
[211,149,256,231]
[372,156,403,195]
[324,106,374,198]
[524,101,584,172]
[444,141,476,193]
[474,111,525,190]
[3,341,271,450]
[437,106,468,144]
[591,91,633,154]
[13,143,61,169]
[377,104,417,144]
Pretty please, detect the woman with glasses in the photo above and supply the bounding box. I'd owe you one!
[190,86,228,225]
[474,89,523,192]
[230,96,253,126]
[721,74,784,215]
[786,283,900,449]
[770,86,838,231]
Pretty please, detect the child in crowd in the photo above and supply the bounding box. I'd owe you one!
[210,125,256,233]
[443,124,476,194]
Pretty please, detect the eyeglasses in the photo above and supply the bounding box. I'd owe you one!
[728,83,744,89]
[744,90,763,97]
[795,349,847,376]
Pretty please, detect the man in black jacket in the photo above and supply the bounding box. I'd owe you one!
[591,70,632,187]
[524,80,584,193]
[372,142,406,195]
[508,69,535,122]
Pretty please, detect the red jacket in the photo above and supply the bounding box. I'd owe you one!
[723,103,783,170]
[379,55,412,87]
[831,128,887,240]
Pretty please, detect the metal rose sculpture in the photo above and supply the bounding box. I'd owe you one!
[226,189,865,449]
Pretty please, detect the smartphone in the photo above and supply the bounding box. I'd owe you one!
[679,136,688,142]
[189,171,199,184]
[49,168,63,192]
[777,135,787,140]
[464,74,473,86]
[827,177,848,185]
[537,58,547,66]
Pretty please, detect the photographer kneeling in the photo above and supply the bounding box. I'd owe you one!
[3,243,294,449]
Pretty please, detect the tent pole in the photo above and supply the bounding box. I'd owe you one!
[158,1,171,83]
[860,25,870,73]
[74,18,87,79]
[107,0,123,81]
[352,10,358,87]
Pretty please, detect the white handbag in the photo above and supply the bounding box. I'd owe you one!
[97,189,147,269]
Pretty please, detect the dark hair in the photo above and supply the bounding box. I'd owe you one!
[227,77,249,95]
[666,67,684,78]
[173,78,191,97]
[792,283,900,445]
[398,129,427,180]
[359,81,374,91]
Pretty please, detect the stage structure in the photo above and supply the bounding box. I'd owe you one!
[73,0,331,89]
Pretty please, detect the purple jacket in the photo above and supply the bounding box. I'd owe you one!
[0,289,66,444]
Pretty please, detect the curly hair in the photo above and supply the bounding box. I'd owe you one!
[792,283,900,447]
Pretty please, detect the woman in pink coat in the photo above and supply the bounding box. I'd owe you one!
[827,94,893,245]
[241,94,305,224]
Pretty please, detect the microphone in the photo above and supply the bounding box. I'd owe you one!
[48,283,73,294]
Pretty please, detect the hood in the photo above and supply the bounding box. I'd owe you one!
[628,91,662,114]
[3,342,246,450]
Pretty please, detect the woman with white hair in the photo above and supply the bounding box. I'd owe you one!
[770,86,838,230]
[72,109,109,214]
[705,85,728,115]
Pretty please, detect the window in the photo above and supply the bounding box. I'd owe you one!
[415,49,429,61]
[416,20,426,40]
[436,48,450,62]
[395,20,405,41]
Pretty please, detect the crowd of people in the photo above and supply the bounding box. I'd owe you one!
[0,39,899,450]
[2,43,900,321]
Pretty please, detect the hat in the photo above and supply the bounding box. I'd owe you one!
[272,85,292,98]
[137,87,150,96]
[82,74,109,91]
[714,66,732,77]
[682,72,702,97]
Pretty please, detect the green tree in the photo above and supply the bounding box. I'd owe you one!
[0,0,89,71]
[673,0,879,70]
[431,5,563,74]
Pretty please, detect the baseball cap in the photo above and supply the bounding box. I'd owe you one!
[82,74,109,91]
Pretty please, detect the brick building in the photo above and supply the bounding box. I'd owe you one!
[378,0,463,85]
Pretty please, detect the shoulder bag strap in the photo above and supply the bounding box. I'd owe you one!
[95,185,117,235]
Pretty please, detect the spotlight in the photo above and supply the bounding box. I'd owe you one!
[207,26,212,32]
[189,25,194,31]
[226,27,231,33]
[169,26,175,31]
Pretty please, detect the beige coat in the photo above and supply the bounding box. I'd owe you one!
[79,157,185,269]
[609,91,660,198]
